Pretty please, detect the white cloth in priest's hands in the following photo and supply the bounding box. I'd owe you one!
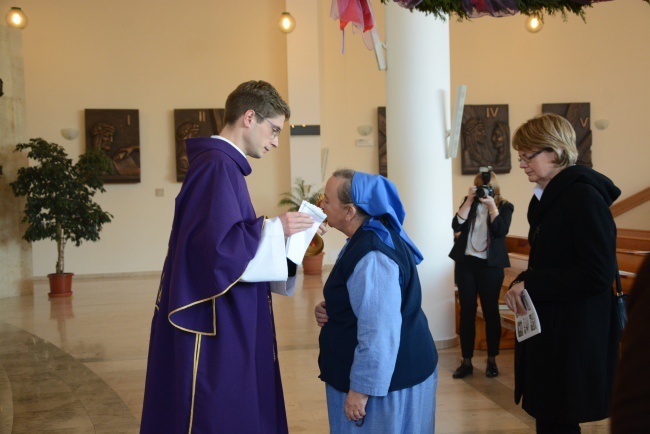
[285,201,327,264]
[241,217,288,283]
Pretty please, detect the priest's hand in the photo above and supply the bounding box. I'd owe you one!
[316,222,328,237]
[278,212,314,237]
[344,389,368,421]
[504,281,527,316]
[315,300,328,327]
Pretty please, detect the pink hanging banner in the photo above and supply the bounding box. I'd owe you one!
[330,0,377,52]
[331,0,375,31]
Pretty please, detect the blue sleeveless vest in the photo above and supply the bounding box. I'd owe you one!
[318,225,437,393]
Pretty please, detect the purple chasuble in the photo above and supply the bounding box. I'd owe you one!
[141,137,288,433]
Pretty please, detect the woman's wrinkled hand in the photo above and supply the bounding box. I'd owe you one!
[344,389,368,421]
[504,281,527,316]
[315,300,328,327]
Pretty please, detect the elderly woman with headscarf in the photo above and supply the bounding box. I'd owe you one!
[504,113,621,434]
[314,169,438,433]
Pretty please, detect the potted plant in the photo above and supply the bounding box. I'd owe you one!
[10,138,113,297]
[278,178,325,274]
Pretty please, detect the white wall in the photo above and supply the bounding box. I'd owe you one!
[1,0,292,276]
[2,0,648,276]
[450,1,650,236]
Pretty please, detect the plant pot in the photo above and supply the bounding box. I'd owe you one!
[302,252,325,275]
[48,273,74,298]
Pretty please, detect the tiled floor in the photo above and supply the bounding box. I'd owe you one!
[0,273,611,433]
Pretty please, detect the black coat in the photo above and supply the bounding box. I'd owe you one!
[449,199,514,268]
[514,165,621,423]
[610,256,650,433]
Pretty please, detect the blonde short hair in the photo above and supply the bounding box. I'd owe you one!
[512,113,578,168]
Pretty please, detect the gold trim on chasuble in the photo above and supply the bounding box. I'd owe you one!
[188,334,202,434]
[167,219,266,335]
[165,221,267,431]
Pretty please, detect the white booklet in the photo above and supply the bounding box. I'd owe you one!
[285,201,327,264]
[515,289,542,342]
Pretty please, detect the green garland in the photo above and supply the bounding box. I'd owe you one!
[380,0,650,21]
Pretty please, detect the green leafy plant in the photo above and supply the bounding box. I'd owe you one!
[278,178,323,212]
[380,0,650,21]
[10,138,113,274]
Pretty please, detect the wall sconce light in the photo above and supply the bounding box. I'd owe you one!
[278,12,296,34]
[357,125,373,136]
[61,128,79,140]
[5,7,28,29]
[525,14,543,33]
[594,119,609,130]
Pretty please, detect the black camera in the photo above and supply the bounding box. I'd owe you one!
[476,166,494,199]
[475,185,494,199]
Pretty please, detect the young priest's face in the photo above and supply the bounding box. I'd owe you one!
[244,111,284,159]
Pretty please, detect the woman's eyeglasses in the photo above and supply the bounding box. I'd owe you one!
[517,149,547,164]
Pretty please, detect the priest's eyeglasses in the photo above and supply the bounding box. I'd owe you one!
[256,113,282,139]
[517,149,547,164]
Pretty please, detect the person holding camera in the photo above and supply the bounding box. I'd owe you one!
[449,168,513,379]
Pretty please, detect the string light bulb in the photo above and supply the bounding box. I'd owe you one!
[525,14,543,33]
[5,7,28,29]
[278,12,296,34]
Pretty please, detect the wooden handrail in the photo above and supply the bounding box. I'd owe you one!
[617,248,650,256]
[617,228,650,250]
[618,228,650,240]
[610,187,650,218]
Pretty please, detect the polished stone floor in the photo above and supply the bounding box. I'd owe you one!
[0,273,611,433]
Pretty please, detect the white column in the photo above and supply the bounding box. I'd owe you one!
[385,4,456,347]
[285,0,322,189]
[0,26,34,298]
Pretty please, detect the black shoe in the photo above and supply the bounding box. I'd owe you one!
[486,360,499,378]
[452,364,473,379]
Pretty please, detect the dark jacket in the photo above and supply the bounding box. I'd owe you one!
[514,164,621,423]
[449,199,514,268]
[318,225,437,393]
[611,255,650,433]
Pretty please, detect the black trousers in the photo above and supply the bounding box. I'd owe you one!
[455,255,504,358]
[536,419,581,433]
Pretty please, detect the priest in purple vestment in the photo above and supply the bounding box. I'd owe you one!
[141,81,320,434]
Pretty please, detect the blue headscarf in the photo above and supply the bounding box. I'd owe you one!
[351,172,424,264]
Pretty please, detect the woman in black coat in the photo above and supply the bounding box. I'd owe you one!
[449,170,513,379]
[504,113,621,434]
